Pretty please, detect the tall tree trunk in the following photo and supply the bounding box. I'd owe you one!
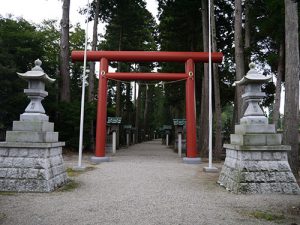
[135,83,141,142]
[88,0,100,151]
[283,0,299,176]
[211,0,222,160]
[116,29,123,117]
[234,0,245,123]
[199,0,209,157]
[59,0,71,102]
[143,85,148,134]
[125,82,131,122]
[272,42,284,130]
[116,81,121,116]
[244,0,251,66]
[88,0,100,102]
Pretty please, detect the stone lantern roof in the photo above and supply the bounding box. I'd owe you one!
[17,59,55,83]
[234,63,272,86]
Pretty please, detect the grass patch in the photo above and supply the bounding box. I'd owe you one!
[56,179,79,192]
[66,166,96,177]
[0,192,16,196]
[250,210,285,221]
[0,212,7,220]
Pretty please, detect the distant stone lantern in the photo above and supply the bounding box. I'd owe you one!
[17,59,55,121]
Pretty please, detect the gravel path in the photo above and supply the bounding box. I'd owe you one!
[0,140,299,225]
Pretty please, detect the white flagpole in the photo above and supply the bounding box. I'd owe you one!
[208,0,212,168]
[204,0,218,172]
[75,0,90,170]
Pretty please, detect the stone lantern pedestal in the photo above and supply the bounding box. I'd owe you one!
[106,117,122,155]
[218,63,300,194]
[173,119,186,158]
[0,60,67,192]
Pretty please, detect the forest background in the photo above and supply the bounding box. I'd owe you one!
[0,0,299,175]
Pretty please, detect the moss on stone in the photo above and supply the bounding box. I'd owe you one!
[56,179,79,192]
[66,166,96,177]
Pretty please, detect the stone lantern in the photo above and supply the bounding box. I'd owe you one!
[173,119,186,158]
[235,62,272,125]
[107,117,122,155]
[0,59,67,192]
[218,63,300,194]
[162,125,172,146]
[17,59,55,122]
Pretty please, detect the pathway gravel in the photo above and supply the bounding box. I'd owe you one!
[0,140,299,225]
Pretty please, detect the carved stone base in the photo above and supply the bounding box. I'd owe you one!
[0,142,68,192]
[218,145,300,194]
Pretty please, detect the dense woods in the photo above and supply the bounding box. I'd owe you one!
[0,0,299,175]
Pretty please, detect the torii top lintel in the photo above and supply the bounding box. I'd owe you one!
[71,51,223,63]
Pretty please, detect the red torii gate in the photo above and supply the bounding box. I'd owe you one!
[72,51,223,162]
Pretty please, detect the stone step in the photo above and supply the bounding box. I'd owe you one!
[12,121,54,132]
[230,133,282,146]
[6,131,58,143]
[235,124,276,134]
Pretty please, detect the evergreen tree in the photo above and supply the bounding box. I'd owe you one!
[97,0,157,142]
[0,17,44,135]
[157,0,202,125]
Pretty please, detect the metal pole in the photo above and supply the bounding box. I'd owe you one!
[204,0,218,171]
[112,131,116,155]
[178,133,182,158]
[76,0,90,169]
[208,0,213,168]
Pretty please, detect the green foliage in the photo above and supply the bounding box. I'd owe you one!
[243,0,285,106]
[262,81,276,107]
[221,103,234,143]
[55,101,96,149]
[0,17,44,131]
[157,0,202,52]
[157,0,203,123]
[100,0,157,51]
[0,17,95,150]
[95,0,159,139]
[148,83,171,128]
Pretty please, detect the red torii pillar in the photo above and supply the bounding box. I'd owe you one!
[71,51,223,163]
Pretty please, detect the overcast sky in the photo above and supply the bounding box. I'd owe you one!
[0,0,158,31]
